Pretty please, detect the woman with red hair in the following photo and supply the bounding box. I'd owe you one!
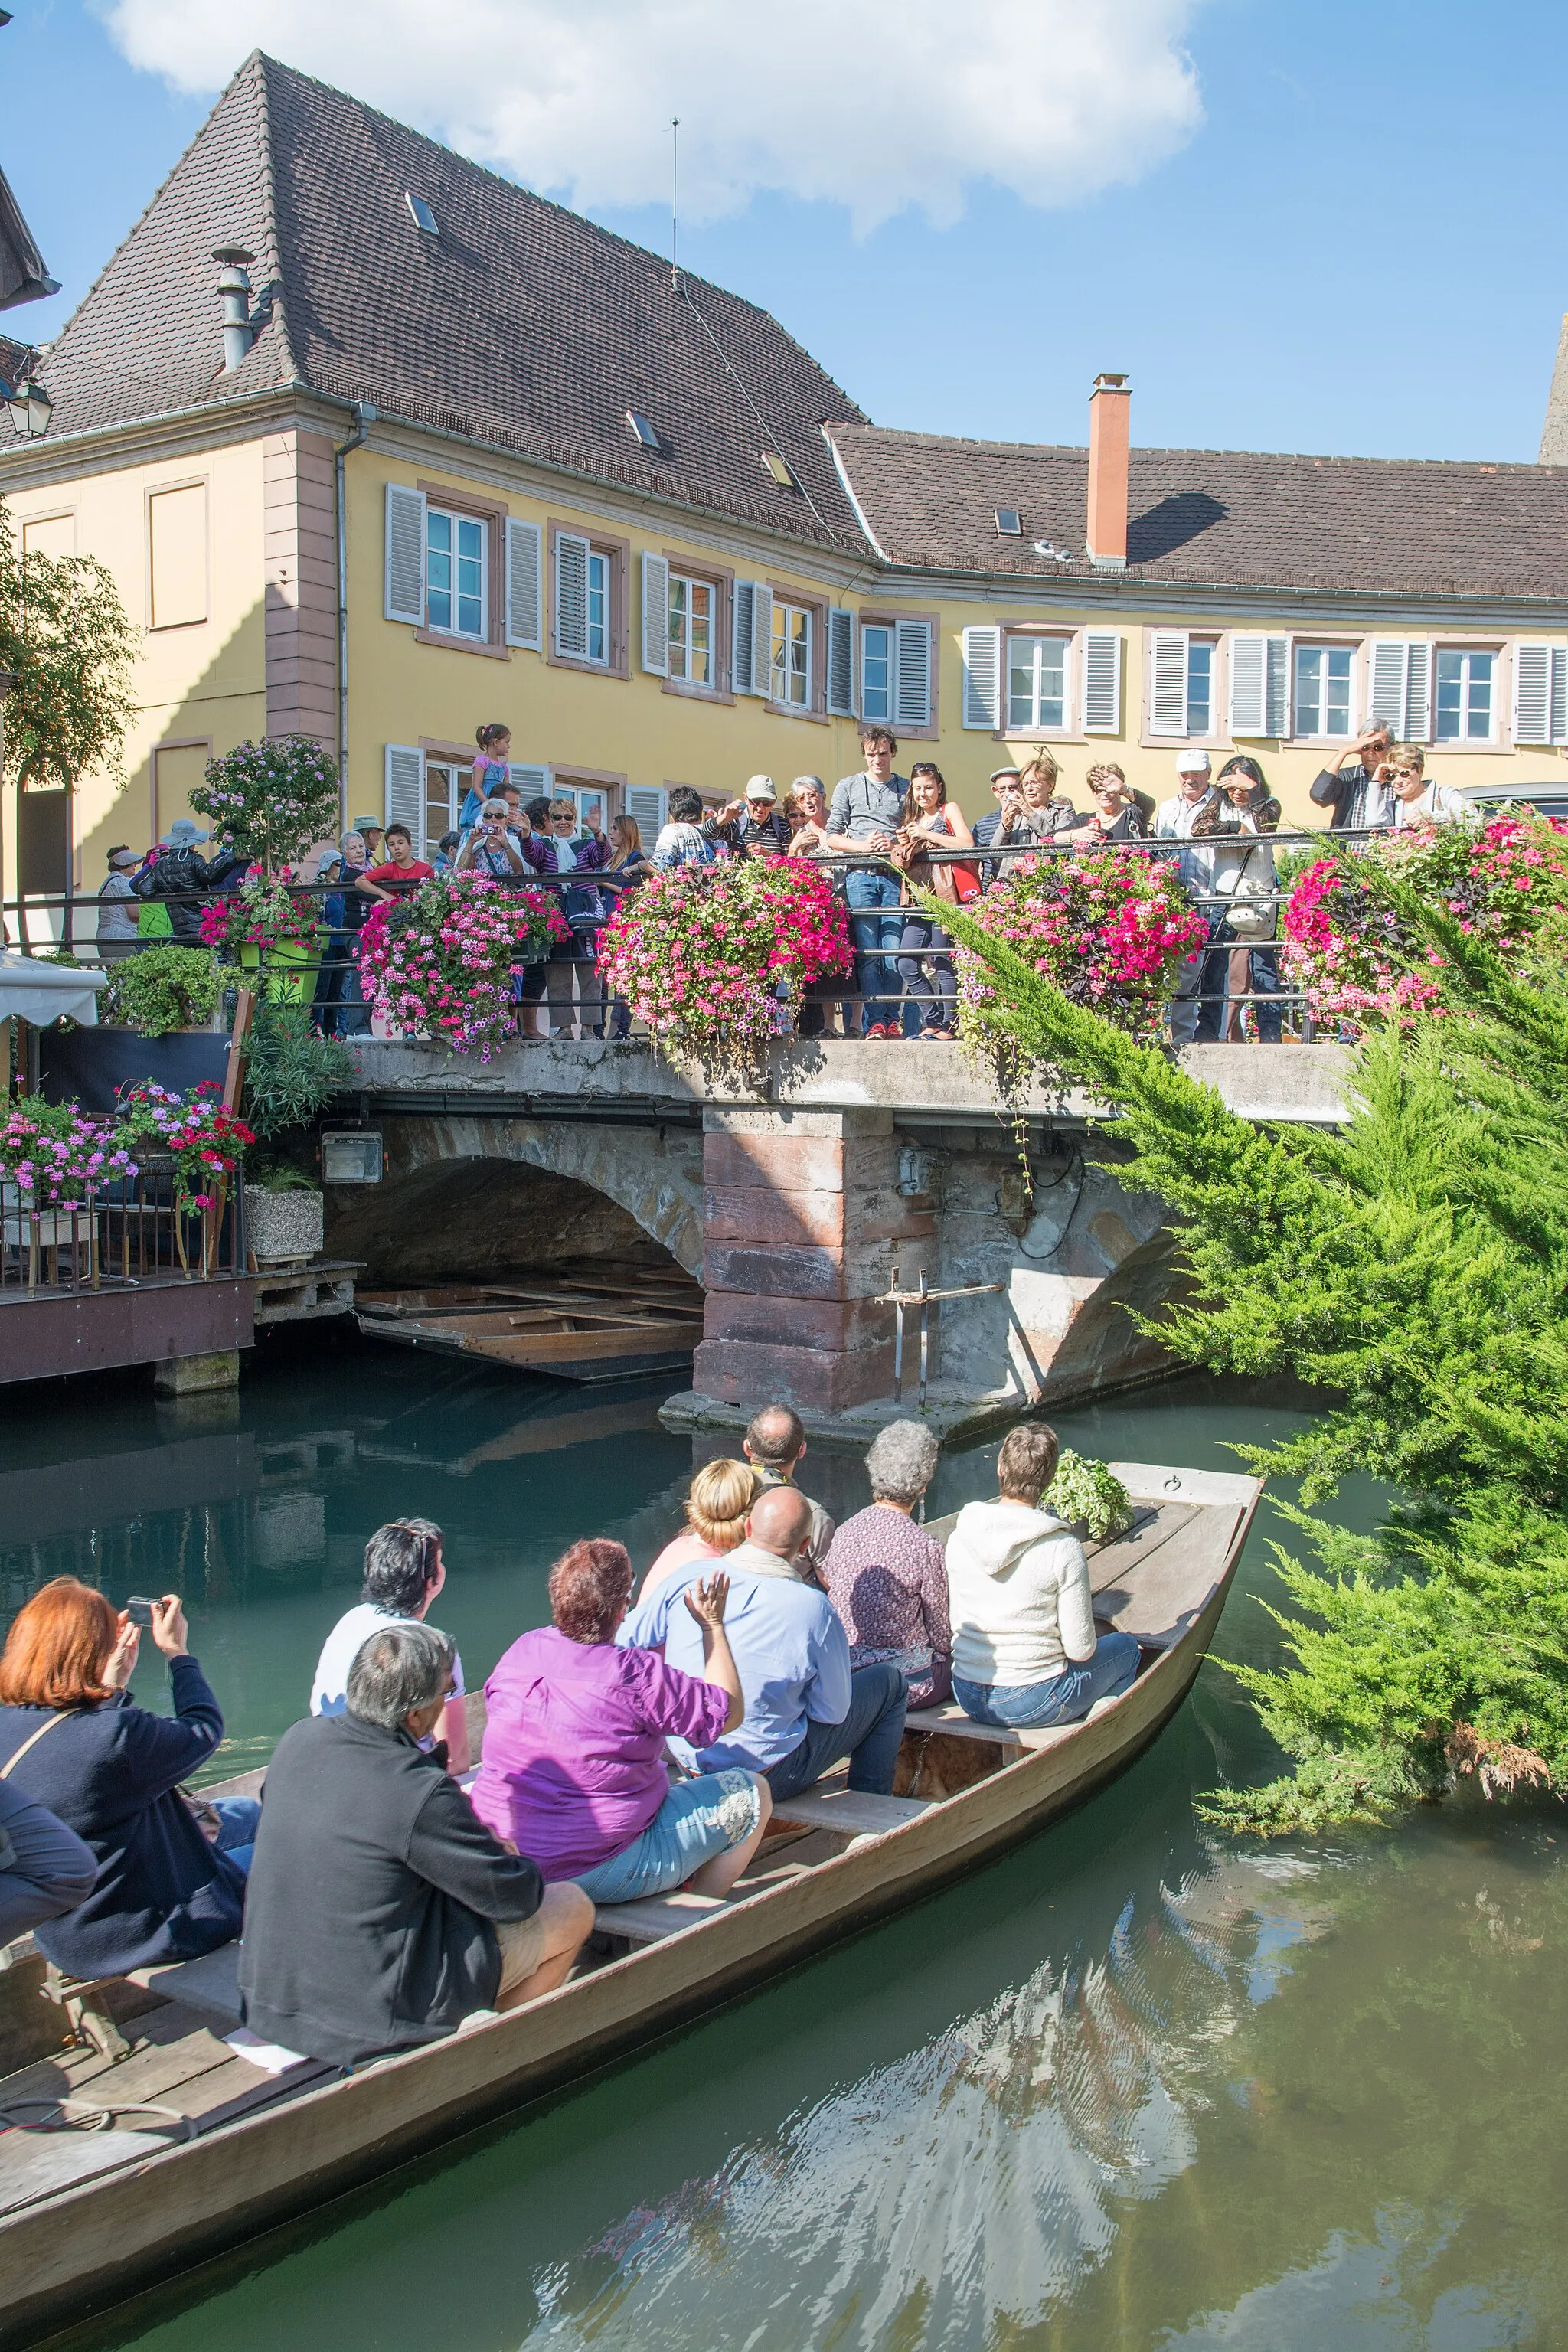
[472,1538,772,1906]
[0,1579,256,1978]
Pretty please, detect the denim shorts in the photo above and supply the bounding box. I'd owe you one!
[573,1769,761,1905]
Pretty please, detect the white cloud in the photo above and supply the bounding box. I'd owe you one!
[99,0,1205,234]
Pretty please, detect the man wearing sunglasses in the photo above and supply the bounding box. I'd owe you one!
[309,1519,471,1772]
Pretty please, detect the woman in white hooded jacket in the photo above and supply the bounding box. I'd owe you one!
[945,1426,1142,1730]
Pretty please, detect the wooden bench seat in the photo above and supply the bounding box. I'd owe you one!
[768,1786,932,1838]
[593,1890,729,1945]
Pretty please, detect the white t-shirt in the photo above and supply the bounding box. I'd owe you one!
[309,1602,466,1741]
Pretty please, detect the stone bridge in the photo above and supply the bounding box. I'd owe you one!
[326,1038,1351,1439]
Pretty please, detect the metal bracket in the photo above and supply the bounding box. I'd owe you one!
[874,1270,1006,1410]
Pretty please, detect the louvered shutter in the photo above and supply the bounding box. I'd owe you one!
[1404,640,1432,742]
[626,786,668,839]
[504,518,543,648]
[554,530,590,661]
[893,620,933,729]
[1229,634,1267,735]
[1514,643,1553,744]
[384,743,423,839]
[508,763,550,799]
[384,485,426,625]
[962,625,1001,729]
[1148,629,1187,734]
[827,608,855,716]
[641,552,670,676]
[1265,635,1292,737]
[733,581,756,695]
[1081,629,1121,733]
[1367,640,1410,737]
[752,585,775,702]
[1553,649,1568,744]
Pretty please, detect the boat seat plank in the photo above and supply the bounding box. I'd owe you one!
[594,1890,729,1945]
[769,1788,933,1837]
[904,1705,1085,1755]
[129,1945,242,2030]
[1095,1504,1245,1647]
[1087,1501,1200,1591]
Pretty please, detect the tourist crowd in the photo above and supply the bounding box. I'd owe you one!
[0,1406,1132,2069]
[88,716,1475,1046]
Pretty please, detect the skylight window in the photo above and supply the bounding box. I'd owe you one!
[626,410,662,451]
[404,193,439,237]
[995,508,1022,535]
[760,451,797,489]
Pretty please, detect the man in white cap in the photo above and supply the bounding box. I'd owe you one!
[1154,750,1221,1043]
[704,775,792,859]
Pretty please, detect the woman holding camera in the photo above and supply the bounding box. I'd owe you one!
[1210,755,1283,1041]
[0,1581,256,1978]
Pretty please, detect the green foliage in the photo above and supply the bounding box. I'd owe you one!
[0,500,139,797]
[926,854,1568,1835]
[103,946,222,1036]
[190,737,341,874]
[1044,1449,1133,1540]
[239,999,351,1142]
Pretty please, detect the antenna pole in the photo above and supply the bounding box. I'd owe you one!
[671,116,681,289]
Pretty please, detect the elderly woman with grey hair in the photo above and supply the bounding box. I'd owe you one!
[821,1421,951,1710]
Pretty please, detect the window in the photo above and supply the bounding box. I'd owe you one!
[1436,648,1494,740]
[995,509,1022,536]
[21,513,74,560]
[861,623,893,722]
[405,193,438,236]
[1006,634,1068,731]
[760,452,796,488]
[626,410,661,451]
[586,550,609,666]
[1186,641,1215,736]
[668,573,714,686]
[1293,644,1354,739]
[425,758,463,860]
[426,508,485,639]
[771,601,811,707]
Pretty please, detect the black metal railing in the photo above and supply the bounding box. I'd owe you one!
[0,1161,247,1302]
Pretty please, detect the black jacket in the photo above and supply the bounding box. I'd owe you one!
[0,1780,96,1948]
[238,1713,543,2066]
[0,1656,240,1975]
[132,845,247,939]
[1309,762,1389,832]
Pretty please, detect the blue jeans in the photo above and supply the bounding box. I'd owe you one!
[953,1632,1141,1729]
[1250,947,1284,1042]
[765,1663,908,1798]
[573,1769,762,1903]
[212,1795,261,1878]
[897,914,956,1031]
[844,869,905,1032]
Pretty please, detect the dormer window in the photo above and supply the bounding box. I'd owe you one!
[405,194,438,236]
[760,451,797,489]
[626,410,662,452]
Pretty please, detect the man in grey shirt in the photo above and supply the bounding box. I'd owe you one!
[825,725,911,1037]
[1309,723,1396,835]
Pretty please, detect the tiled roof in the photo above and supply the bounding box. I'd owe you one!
[825,423,1568,601]
[33,54,868,554]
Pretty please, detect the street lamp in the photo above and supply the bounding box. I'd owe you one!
[5,377,52,439]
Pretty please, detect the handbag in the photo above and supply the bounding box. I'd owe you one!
[1217,841,1276,940]
[178,1788,224,1844]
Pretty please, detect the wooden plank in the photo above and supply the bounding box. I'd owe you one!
[1088,1500,1200,1593]
[160,2057,333,2132]
[594,1890,728,1945]
[905,1704,1021,1751]
[1095,1503,1245,1648]
[462,1325,700,1364]
[769,1788,933,1837]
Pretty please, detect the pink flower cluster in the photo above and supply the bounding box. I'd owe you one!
[1282,813,1568,1029]
[354,873,570,1058]
[199,870,314,954]
[596,856,851,1051]
[119,1082,256,1212]
[1,1104,138,1212]
[955,848,1207,1036]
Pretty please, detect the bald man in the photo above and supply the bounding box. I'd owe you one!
[619,1484,908,1798]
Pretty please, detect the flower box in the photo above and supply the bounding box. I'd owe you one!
[243,1186,324,1266]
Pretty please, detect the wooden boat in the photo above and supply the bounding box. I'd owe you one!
[354,1259,704,1383]
[0,1461,1259,2348]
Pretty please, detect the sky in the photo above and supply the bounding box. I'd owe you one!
[2,0,1565,464]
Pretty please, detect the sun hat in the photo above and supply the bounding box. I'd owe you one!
[162,818,208,848]
[350,813,381,834]
[744,775,778,802]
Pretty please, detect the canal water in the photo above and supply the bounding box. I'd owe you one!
[5,1334,1563,2352]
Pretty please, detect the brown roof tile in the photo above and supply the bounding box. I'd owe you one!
[826,423,1568,602]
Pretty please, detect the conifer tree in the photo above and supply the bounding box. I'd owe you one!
[927,861,1568,1832]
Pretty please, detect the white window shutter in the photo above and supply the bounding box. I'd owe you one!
[1265,635,1292,738]
[893,619,933,729]
[1367,640,1410,737]
[504,518,543,649]
[554,530,590,661]
[508,762,550,799]
[626,785,668,838]
[752,585,775,701]
[1148,629,1187,734]
[1514,642,1553,744]
[384,485,426,626]
[962,625,1001,729]
[640,552,670,676]
[384,743,423,838]
[733,581,756,695]
[1229,633,1267,735]
[1404,641,1432,742]
[1553,648,1568,744]
[827,607,855,716]
[1081,629,1121,733]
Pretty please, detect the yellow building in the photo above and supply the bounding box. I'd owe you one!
[5,50,1568,906]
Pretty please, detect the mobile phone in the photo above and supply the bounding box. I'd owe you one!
[126,1597,156,1628]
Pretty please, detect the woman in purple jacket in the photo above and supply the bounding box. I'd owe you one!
[472,1540,772,1905]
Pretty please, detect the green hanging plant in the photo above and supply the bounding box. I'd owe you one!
[102,946,222,1036]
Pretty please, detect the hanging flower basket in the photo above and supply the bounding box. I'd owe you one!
[353,872,570,1059]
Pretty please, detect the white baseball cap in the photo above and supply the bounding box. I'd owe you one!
[744,774,778,802]
[1175,748,1211,774]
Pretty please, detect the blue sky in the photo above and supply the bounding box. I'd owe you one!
[3,0,1564,463]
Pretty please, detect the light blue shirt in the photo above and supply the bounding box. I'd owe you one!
[618,1547,851,1773]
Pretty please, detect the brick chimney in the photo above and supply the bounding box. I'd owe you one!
[1086,372,1130,571]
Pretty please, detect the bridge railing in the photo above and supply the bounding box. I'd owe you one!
[0,1161,247,1304]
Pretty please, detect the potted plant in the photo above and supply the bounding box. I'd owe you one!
[101,945,224,1037]
[189,736,341,876]
[1,1099,139,1282]
[200,872,321,1004]
[355,873,570,1059]
[1043,1450,1134,1542]
[236,1001,354,1264]
[243,1160,325,1265]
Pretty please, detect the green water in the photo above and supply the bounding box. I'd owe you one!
[5,1336,1564,2352]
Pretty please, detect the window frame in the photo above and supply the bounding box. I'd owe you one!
[1434,644,1498,745]
[423,505,489,645]
[547,521,631,681]
[661,553,734,704]
[413,479,510,661]
[1001,626,1074,739]
[855,609,939,738]
[763,580,829,723]
[1290,639,1360,746]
